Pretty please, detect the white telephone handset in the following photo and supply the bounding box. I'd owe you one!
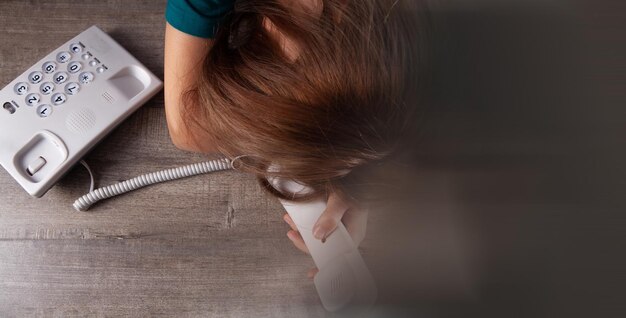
[271,178,377,311]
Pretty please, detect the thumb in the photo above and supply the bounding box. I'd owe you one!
[312,193,349,242]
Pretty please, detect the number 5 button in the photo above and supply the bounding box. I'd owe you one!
[40,82,55,95]
[51,93,67,105]
[64,82,80,95]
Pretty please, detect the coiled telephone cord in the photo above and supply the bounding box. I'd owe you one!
[73,158,232,211]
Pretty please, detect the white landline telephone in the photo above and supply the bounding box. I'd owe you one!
[0,26,376,311]
[0,25,164,197]
[0,25,232,209]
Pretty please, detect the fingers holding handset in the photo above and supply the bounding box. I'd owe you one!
[283,191,369,278]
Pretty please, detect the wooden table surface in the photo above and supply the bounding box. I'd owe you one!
[2,1,620,317]
[0,1,328,316]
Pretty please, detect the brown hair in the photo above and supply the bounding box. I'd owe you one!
[184,0,428,202]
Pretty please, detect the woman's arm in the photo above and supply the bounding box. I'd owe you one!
[164,22,216,152]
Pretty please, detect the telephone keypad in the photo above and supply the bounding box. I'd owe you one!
[14,42,104,118]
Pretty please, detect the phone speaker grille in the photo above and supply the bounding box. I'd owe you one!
[331,270,345,297]
[66,108,96,134]
[102,91,115,103]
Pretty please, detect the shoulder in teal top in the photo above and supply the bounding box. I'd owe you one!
[166,0,235,38]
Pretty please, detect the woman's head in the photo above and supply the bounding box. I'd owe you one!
[183,0,428,201]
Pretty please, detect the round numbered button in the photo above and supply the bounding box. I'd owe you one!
[64,82,80,95]
[28,71,43,84]
[40,82,55,95]
[79,72,94,84]
[14,82,29,95]
[53,72,69,84]
[69,43,82,54]
[67,61,82,73]
[36,104,52,118]
[42,61,57,74]
[51,93,67,105]
[56,51,72,63]
[25,93,41,106]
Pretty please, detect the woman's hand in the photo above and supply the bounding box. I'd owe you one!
[283,192,368,278]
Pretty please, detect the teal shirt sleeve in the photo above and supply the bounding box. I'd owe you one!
[166,0,235,38]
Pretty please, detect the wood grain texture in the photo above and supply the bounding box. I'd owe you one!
[0,1,328,316]
[5,1,599,317]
